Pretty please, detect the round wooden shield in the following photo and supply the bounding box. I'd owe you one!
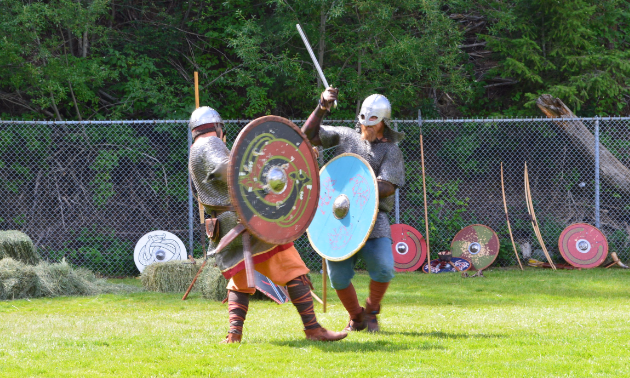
[133,231,187,273]
[422,257,472,273]
[450,224,500,270]
[558,223,608,268]
[391,224,427,272]
[227,116,320,245]
[307,153,379,261]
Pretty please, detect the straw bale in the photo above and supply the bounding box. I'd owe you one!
[141,260,200,293]
[0,231,40,265]
[0,258,142,300]
[198,261,229,301]
[196,261,271,301]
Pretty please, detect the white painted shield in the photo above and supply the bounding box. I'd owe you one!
[134,231,187,273]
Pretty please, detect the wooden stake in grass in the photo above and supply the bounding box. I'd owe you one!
[322,257,327,313]
[524,163,556,270]
[194,71,206,255]
[501,163,524,271]
[420,118,431,273]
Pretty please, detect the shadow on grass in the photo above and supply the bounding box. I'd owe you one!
[381,331,506,339]
[271,339,444,353]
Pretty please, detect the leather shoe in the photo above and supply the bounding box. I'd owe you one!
[344,308,367,332]
[304,327,347,341]
[220,333,242,344]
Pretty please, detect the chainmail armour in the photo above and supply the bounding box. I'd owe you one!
[319,124,405,240]
[189,136,275,273]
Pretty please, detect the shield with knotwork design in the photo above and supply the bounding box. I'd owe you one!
[558,223,608,269]
[227,116,320,245]
[307,153,379,261]
[450,224,500,270]
[391,224,427,272]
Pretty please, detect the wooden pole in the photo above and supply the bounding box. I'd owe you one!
[322,257,327,313]
[420,133,431,273]
[501,163,524,270]
[193,71,206,255]
[194,71,200,109]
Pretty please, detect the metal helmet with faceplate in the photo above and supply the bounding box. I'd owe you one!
[358,94,391,126]
[189,106,224,131]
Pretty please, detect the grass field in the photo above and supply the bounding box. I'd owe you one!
[1,268,629,377]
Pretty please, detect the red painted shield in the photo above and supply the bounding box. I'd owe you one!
[558,223,608,269]
[390,224,427,272]
[228,116,320,245]
[450,224,500,270]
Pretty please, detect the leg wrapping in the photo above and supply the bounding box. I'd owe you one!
[227,290,250,335]
[287,275,320,330]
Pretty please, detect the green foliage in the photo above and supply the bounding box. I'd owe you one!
[452,0,630,116]
[49,227,135,277]
[403,163,471,255]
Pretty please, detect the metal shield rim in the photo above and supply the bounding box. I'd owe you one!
[449,224,500,270]
[557,223,608,268]
[227,115,320,245]
[307,152,379,261]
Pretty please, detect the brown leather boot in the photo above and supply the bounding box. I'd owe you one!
[344,307,367,332]
[304,327,348,342]
[220,333,242,344]
[365,304,380,333]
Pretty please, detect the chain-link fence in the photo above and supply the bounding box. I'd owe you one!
[1,117,628,276]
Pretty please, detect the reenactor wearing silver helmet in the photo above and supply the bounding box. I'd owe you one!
[302,89,405,333]
[188,106,347,343]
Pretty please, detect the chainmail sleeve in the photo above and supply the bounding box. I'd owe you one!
[318,125,341,149]
[188,136,231,208]
[377,144,405,188]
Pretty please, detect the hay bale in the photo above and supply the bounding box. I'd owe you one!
[0,231,40,265]
[0,258,142,300]
[33,261,99,297]
[0,258,39,299]
[196,261,272,302]
[140,260,201,293]
[198,261,229,301]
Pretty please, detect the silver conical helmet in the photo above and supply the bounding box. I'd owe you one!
[358,94,391,126]
[189,106,223,131]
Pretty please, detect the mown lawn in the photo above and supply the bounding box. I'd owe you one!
[1,268,629,377]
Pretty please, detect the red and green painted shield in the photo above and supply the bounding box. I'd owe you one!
[450,224,500,270]
[390,224,426,272]
[558,223,608,269]
[228,116,320,245]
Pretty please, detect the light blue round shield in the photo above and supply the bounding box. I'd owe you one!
[307,153,379,261]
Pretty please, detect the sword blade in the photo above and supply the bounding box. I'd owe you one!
[296,24,337,108]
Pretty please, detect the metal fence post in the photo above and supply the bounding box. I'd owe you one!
[595,117,600,228]
[188,128,194,255]
[394,122,400,224]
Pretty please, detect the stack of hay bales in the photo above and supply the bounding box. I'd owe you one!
[0,258,142,300]
[0,230,40,265]
[0,230,142,300]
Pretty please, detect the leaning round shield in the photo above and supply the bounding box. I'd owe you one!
[558,223,608,269]
[450,224,500,270]
[227,116,320,245]
[391,224,427,272]
[307,153,379,261]
[134,231,187,273]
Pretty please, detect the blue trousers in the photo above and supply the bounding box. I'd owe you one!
[326,237,395,290]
